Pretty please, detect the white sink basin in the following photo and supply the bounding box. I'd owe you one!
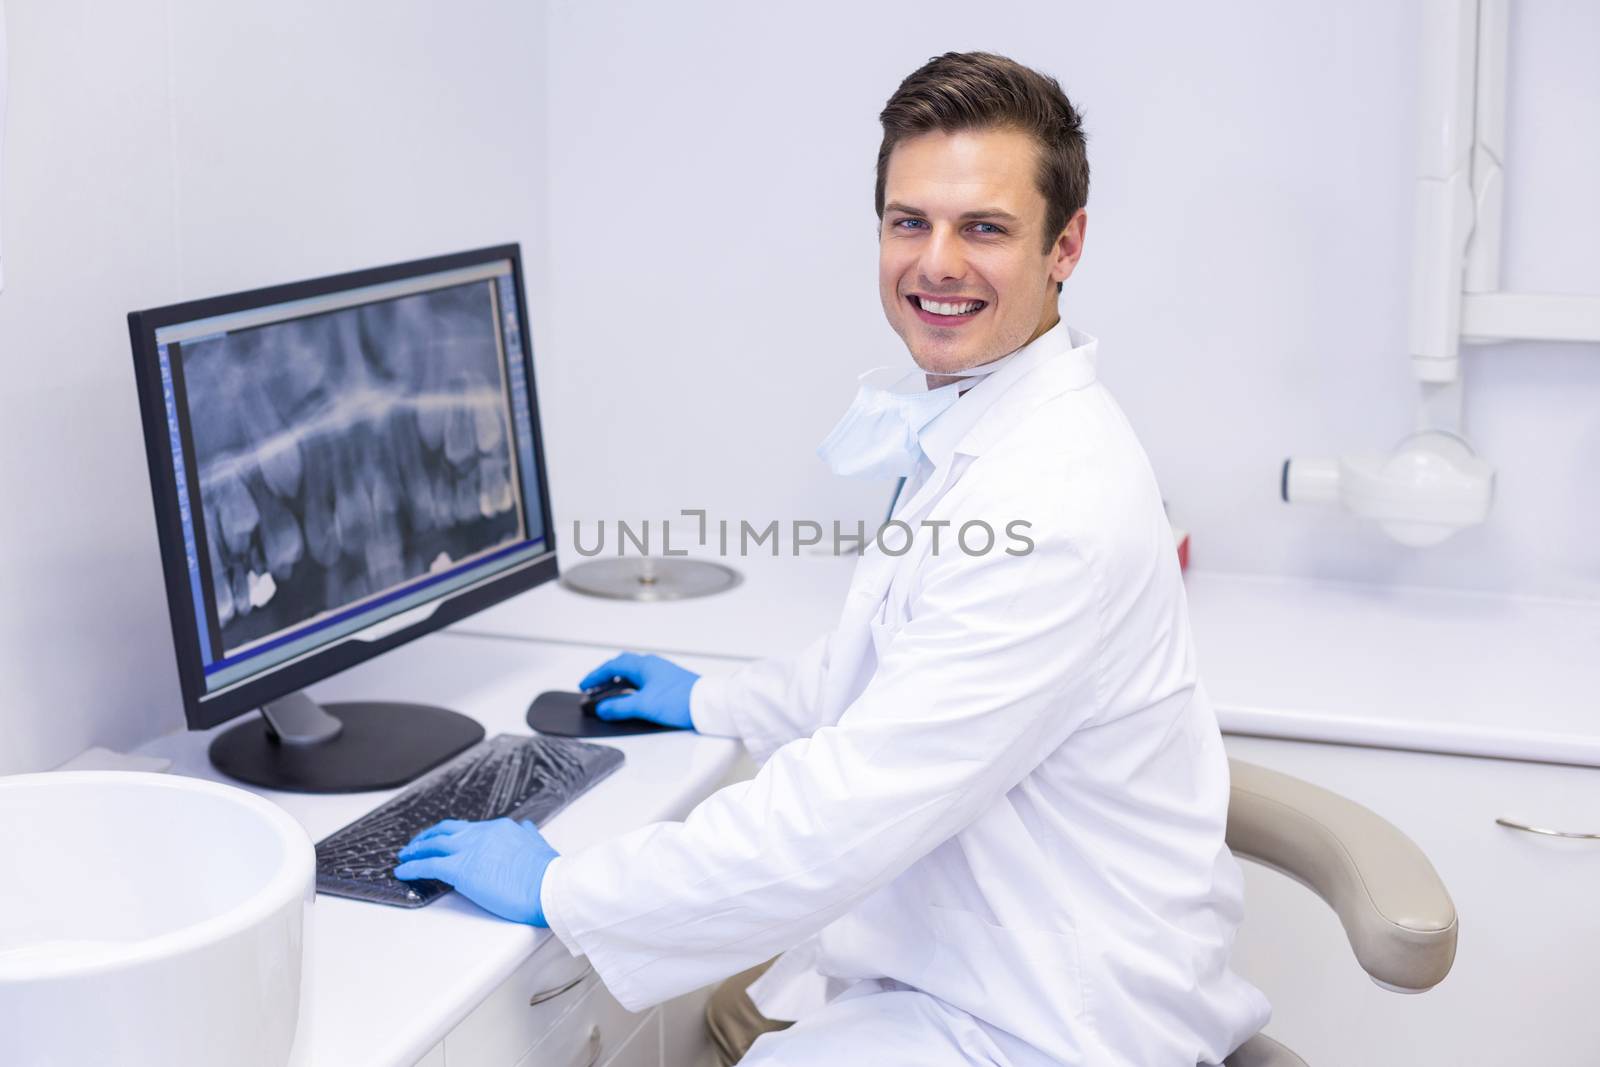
[0,771,315,1066]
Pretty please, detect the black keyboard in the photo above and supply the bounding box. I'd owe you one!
[314,733,625,907]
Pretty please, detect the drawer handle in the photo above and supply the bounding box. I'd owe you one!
[529,964,593,1007]
[579,1025,602,1067]
[1495,816,1600,840]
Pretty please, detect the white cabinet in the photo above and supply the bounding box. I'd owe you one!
[509,981,652,1067]
[599,1011,662,1067]
[442,932,667,1067]
[444,936,595,1066]
[434,930,701,1067]
[434,935,714,1067]
[1225,735,1600,1065]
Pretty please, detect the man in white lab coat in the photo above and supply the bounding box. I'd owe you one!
[396,52,1270,1065]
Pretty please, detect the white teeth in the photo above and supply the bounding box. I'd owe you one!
[917,297,983,316]
[247,570,278,609]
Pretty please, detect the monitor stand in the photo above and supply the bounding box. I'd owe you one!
[209,691,485,794]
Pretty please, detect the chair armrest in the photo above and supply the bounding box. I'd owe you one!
[1227,758,1458,992]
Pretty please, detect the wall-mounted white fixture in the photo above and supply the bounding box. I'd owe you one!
[1282,431,1494,547]
[1284,0,1600,545]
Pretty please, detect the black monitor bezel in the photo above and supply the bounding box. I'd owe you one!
[128,243,558,732]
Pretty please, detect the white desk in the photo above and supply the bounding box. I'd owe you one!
[127,563,1600,1065]
[135,633,743,1067]
[457,555,1600,767]
[451,552,856,663]
[1185,571,1600,767]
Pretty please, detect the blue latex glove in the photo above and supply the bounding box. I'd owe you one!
[579,652,699,730]
[394,818,558,926]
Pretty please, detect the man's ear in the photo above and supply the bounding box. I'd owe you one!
[1050,208,1087,285]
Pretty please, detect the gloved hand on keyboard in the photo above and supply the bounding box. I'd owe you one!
[579,652,700,730]
[394,818,558,926]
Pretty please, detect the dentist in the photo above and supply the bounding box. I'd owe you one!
[397,51,1269,1066]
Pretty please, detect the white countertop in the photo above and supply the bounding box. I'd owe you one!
[1184,571,1600,767]
[135,633,742,1067]
[457,555,1600,767]
[451,551,857,663]
[122,561,1600,1063]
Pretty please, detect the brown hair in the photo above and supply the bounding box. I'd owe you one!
[875,52,1089,266]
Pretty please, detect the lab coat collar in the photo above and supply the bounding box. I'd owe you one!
[916,319,1098,470]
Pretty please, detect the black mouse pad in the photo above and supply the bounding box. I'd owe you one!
[526,690,678,738]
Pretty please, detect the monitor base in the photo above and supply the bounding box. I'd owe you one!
[526,690,675,738]
[560,557,741,601]
[210,700,485,794]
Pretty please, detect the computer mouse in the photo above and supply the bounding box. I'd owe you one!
[580,677,638,717]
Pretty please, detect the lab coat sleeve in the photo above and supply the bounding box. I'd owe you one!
[540,501,1108,1010]
[688,630,834,762]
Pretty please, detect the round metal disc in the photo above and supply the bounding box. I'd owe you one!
[560,558,742,601]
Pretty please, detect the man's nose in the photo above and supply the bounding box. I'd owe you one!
[918,226,967,286]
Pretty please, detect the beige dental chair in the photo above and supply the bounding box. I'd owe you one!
[1222,759,1459,1066]
[707,760,1459,1067]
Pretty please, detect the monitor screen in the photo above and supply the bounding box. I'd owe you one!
[130,246,557,729]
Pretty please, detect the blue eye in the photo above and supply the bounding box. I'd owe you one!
[971,222,1004,235]
[893,218,927,230]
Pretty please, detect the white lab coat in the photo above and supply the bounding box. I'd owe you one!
[542,322,1270,1065]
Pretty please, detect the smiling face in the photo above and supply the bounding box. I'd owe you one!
[879,127,1086,375]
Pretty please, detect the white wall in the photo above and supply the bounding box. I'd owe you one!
[1,1,1594,774]
[541,0,1600,598]
[0,0,549,774]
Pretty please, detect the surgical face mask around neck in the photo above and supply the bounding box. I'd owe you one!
[815,368,966,479]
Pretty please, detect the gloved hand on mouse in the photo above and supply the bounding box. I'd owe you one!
[394,652,700,922]
[578,652,700,730]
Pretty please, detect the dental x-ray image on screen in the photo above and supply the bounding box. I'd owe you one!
[179,280,523,656]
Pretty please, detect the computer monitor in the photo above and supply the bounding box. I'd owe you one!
[128,245,557,793]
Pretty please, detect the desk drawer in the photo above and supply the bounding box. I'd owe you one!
[445,935,595,1067]
[514,981,650,1067]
